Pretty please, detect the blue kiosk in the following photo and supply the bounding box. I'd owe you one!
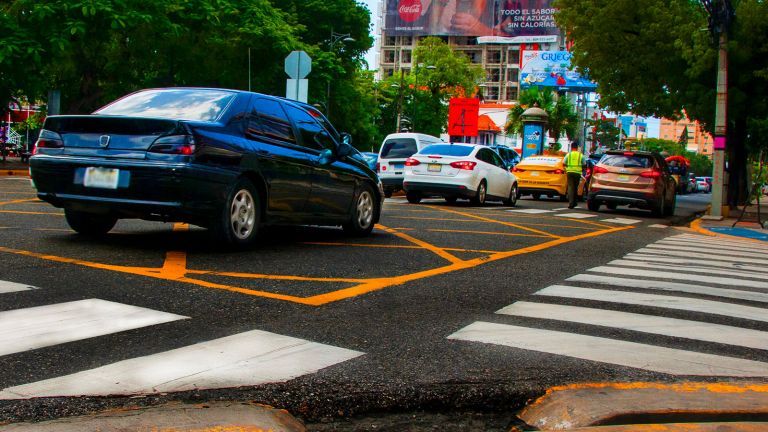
[520,105,549,159]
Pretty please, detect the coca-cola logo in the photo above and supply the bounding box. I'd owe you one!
[398,0,422,23]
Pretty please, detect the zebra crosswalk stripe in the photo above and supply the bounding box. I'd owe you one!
[0,280,37,294]
[448,321,768,377]
[623,253,768,274]
[634,247,768,265]
[0,329,364,399]
[536,285,768,323]
[566,274,768,304]
[607,259,768,281]
[670,235,768,250]
[0,299,188,357]
[644,243,768,259]
[588,265,768,289]
[655,239,768,254]
[497,301,768,350]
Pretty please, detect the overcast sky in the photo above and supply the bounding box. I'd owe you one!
[362,0,380,69]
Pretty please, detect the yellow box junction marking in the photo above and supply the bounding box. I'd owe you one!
[0,206,632,305]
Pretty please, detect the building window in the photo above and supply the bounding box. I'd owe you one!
[487,50,501,64]
[486,68,501,82]
[384,36,396,46]
[383,50,396,63]
[507,68,519,82]
[401,36,413,45]
[401,50,412,64]
[508,48,520,64]
[506,86,518,101]
[465,50,482,64]
[383,68,394,78]
[485,86,500,101]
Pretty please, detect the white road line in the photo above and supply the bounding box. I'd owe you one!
[655,239,768,254]
[588,265,768,289]
[567,274,768,304]
[555,213,597,219]
[448,321,768,377]
[536,285,768,323]
[670,235,768,250]
[607,259,768,281]
[497,301,768,350]
[0,299,188,357]
[0,329,363,399]
[634,247,768,266]
[0,280,37,294]
[624,253,768,274]
[648,224,668,229]
[645,243,768,259]
[506,209,554,214]
[599,218,643,225]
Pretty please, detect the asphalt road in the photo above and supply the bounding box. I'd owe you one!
[3,177,765,430]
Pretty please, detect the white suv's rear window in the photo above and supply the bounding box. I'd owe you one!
[380,138,417,158]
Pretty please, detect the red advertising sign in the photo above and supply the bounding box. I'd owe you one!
[448,98,480,137]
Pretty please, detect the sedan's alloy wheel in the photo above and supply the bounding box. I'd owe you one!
[230,189,256,240]
[355,190,374,230]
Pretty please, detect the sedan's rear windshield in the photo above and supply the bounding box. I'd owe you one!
[418,144,474,157]
[95,89,236,122]
[380,138,418,158]
[601,154,654,168]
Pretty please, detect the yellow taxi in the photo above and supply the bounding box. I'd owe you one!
[512,155,585,200]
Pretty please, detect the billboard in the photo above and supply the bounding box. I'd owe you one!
[384,0,559,38]
[519,51,597,92]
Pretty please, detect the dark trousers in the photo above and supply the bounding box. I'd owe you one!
[566,172,581,207]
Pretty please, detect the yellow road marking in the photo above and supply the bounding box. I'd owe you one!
[388,216,484,223]
[301,241,502,254]
[430,205,561,238]
[0,198,38,206]
[424,228,551,238]
[0,210,63,216]
[377,224,463,264]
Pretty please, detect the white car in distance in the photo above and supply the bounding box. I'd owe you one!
[402,143,518,206]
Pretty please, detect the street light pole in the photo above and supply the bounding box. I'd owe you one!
[326,30,355,120]
[395,69,404,132]
[701,0,734,219]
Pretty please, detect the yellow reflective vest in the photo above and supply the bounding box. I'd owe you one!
[563,151,584,174]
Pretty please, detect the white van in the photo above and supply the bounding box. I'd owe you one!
[378,133,444,197]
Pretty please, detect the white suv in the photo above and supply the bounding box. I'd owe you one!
[377,133,443,197]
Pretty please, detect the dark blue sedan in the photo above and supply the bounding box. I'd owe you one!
[30,88,383,246]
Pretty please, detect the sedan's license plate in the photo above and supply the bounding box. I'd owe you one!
[530,171,540,176]
[428,163,441,172]
[84,167,120,189]
[617,175,630,182]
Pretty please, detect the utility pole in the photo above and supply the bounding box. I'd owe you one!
[701,0,734,219]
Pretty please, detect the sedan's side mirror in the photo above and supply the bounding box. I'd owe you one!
[317,148,333,165]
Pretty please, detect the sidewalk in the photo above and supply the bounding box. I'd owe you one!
[692,208,768,242]
[0,157,28,177]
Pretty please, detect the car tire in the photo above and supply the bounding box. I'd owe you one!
[471,180,487,205]
[406,191,422,204]
[211,178,260,246]
[343,184,377,236]
[384,189,393,198]
[64,209,117,236]
[444,196,458,204]
[503,183,518,207]
[664,190,676,217]
[531,193,541,200]
[587,200,600,212]
[651,193,665,217]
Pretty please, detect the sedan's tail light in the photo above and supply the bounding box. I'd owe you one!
[512,166,523,172]
[450,161,477,170]
[35,129,64,149]
[552,169,565,174]
[148,134,196,155]
[405,157,420,166]
[639,169,662,178]
[592,166,609,174]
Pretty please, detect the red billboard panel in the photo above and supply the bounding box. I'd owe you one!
[384,0,559,37]
[448,98,480,137]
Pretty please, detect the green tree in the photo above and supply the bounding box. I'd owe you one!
[554,0,768,207]
[589,118,620,150]
[504,87,579,150]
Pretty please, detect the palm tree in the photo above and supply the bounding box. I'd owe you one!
[505,87,579,151]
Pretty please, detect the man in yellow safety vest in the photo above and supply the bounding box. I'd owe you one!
[562,141,584,209]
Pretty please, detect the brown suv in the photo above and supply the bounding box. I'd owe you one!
[586,150,676,217]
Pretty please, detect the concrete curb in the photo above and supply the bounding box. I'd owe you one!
[518,382,768,430]
[0,401,306,431]
[690,218,767,244]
